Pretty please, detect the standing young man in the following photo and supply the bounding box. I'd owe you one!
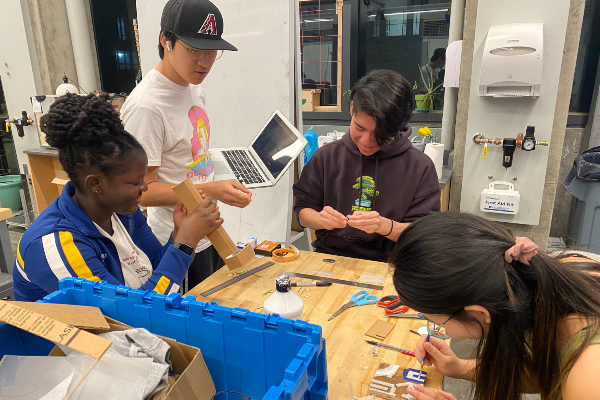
[121,0,251,289]
[293,70,440,262]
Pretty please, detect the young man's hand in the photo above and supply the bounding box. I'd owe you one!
[319,206,348,230]
[348,211,386,234]
[202,180,252,208]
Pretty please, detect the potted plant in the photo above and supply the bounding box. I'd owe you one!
[415,65,444,112]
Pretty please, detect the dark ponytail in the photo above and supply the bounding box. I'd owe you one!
[40,93,144,190]
[389,212,600,400]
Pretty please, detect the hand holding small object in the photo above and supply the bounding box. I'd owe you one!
[414,336,464,378]
[320,206,348,230]
[348,211,390,235]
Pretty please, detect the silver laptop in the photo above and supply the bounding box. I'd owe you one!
[211,110,307,189]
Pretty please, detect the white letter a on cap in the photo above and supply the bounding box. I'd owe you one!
[198,13,217,35]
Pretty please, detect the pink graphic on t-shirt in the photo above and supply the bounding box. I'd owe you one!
[187,106,214,179]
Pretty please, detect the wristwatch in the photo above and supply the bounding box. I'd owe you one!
[171,242,196,258]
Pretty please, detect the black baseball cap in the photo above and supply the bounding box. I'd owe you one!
[161,0,237,51]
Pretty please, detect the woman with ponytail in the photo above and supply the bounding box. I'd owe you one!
[389,212,600,400]
[13,93,222,301]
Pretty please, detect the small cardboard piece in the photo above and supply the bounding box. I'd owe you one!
[369,362,425,400]
[172,179,255,270]
[365,320,395,341]
[0,301,215,400]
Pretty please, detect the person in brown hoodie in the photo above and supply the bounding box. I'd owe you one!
[293,70,440,262]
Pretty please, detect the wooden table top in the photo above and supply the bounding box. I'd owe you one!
[186,250,444,400]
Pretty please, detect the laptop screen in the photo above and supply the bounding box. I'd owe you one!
[251,113,304,178]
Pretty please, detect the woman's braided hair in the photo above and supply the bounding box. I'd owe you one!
[40,93,144,190]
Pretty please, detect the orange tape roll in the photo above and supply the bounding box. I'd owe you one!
[272,248,300,263]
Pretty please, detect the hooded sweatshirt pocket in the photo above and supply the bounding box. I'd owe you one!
[320,231,391,261]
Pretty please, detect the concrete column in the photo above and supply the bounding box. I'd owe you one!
[440,0,466,149]
[26,0,78,95]
[65,0,98,93]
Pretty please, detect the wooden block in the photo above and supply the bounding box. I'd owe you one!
[207,224,238,257]
[365,320,395,341]
[224,243,255,270]
[172,179,254,269]
[0,208,13,221]
[172,179,203,211]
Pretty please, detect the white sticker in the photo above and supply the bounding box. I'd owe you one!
[374,364,400,378]
[32,98,42,113]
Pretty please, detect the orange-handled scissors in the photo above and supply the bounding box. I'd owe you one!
[377,295,409,315]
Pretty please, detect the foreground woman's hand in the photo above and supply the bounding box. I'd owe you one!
[406,384,457,400]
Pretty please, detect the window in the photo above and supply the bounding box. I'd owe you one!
[89,0,140,94]
[357,1,451,111]
[570,0,600,113]
[117,17,127,41]
[300,0,343,111]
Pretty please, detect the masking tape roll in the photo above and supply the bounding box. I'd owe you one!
[272,242,300,263]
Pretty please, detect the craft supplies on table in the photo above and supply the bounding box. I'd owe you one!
[328,290,378,321]
[291,281,332,287]
[183,250,445,399]
[263,274,304,320]
[378,295,409,315]
[287,272,384,290]
[198,261,275,297]
[365,341,415,357]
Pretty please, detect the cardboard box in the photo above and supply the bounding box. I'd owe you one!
[302,89,321,111]
[0,300,215,400]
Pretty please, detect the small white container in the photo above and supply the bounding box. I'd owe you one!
[480,181,520,215]
[263,274,304,320]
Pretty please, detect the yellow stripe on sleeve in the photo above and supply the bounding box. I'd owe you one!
[155,276,171,294]
[58,231,101,282]
[16,241,24,269]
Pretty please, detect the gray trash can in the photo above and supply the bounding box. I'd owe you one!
[0,272,13,300]
[563,146,600,254]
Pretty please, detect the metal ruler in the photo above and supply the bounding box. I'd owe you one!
[285,272,384,291]
[199,261,275,297]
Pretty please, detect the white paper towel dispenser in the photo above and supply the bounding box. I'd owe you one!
[479,23,543,98]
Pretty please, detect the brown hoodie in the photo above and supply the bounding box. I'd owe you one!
[293,127,440,262]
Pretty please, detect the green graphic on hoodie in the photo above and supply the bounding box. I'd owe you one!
[352,176,379,211]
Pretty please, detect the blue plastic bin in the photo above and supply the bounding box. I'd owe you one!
[2,278,328,400]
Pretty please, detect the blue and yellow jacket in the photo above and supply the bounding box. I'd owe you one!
[13,182,192,302]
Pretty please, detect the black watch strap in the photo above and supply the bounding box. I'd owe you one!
[172,242,195,257]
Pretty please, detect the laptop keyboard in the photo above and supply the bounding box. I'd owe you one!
[222,150,266,185]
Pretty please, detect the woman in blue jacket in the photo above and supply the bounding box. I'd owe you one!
[13,93,222,301]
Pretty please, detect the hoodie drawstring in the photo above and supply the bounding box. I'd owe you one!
[359,155,363,209]
[373,159,378,210]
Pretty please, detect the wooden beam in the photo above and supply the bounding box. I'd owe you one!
[172,179,255,270]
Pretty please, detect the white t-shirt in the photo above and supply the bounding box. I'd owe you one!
[121,69,214,252]
[94,214,154,289]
